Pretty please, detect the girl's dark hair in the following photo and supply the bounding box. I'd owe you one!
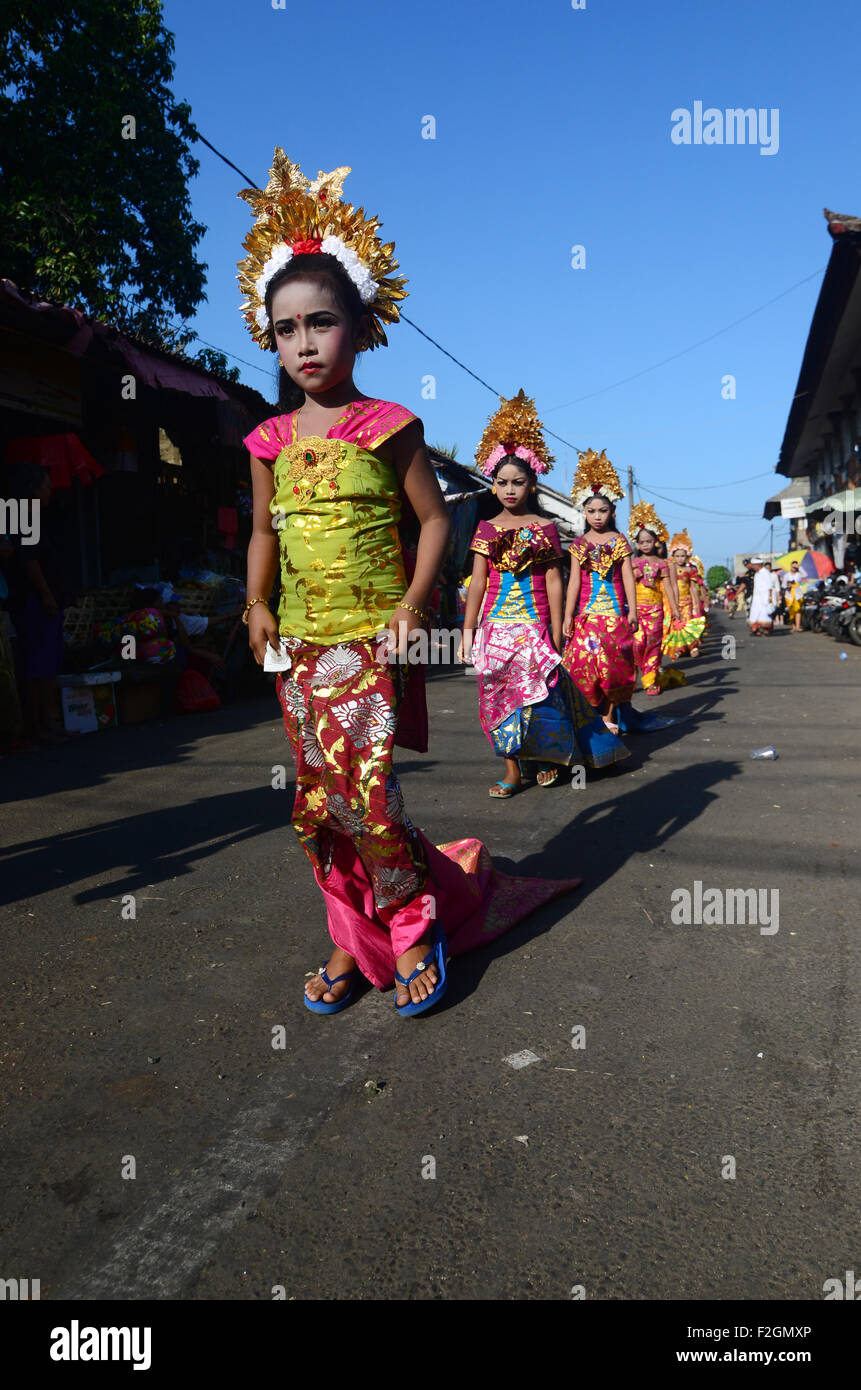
[492,452,549,515]
[654,538,668,558]
[584,493,617,526]
[264,255,366,412]
[635,526,659,551]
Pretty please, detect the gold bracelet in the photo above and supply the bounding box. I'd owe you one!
[242,597,269,625]
[397,600,429,622]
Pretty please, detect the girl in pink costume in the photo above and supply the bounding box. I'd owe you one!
[240,152,579,1018]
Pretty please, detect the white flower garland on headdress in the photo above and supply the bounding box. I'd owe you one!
[253,235,380,330]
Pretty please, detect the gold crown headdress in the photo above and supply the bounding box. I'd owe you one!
[237,148,408,349]
[668,530,693,554]
[570,448,623,507]
[475,389,554,477]
[691,554,705,577]
[628,501,668,543]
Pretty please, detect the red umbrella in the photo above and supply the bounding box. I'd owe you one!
[799,550,835,579]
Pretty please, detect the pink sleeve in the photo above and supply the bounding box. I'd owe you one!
[348,401,419,450]
[243,414,292,459]
[470,521,491,555]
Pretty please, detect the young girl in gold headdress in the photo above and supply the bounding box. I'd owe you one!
[628,504,679,695]
[240,150,578,1018]
[562,450,638,733]
[664,531,706,659]
[461,393,629,796]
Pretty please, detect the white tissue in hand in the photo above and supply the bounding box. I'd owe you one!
[263,639,292,673]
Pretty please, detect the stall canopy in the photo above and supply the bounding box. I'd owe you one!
[763,477,809,519]
[7,432,104,487]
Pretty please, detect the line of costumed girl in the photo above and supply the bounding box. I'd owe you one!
[240,150,580,1018]
[460,395,629,797]
[462,433,707,775]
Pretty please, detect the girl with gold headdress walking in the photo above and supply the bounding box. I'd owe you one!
[663,532,706,659]
[240,150,578,1019]
[628,504,679,695]
[460,394,629,797]
[562,450,638,734]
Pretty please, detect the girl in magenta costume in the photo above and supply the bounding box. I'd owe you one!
[628,505,679,696]
[240,151,579,1018]
[561,451,638,734]
[614,508,682,735]
[461,395,628,796]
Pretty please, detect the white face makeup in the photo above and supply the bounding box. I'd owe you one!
[495,462,531,511]
[584,497,612,530]
[270,277,357,394]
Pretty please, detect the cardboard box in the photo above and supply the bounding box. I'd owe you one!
[57,672,121,734]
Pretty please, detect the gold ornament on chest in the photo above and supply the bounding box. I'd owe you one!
[279,437,347,498]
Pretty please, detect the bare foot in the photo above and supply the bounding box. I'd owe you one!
[304,945,357,1006]
[602,715,619,733]
[395,939,440,1008]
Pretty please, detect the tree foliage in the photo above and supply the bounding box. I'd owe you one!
[707,565,730,589]
[192,347,240,383]
[0,0,206,346]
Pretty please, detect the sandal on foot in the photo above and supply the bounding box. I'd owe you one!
[489,780,520,798]
[536,768,559,787]
[304,965,357,1014]
[395,926,448,1018]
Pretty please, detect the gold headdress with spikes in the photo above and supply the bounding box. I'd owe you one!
[475,389,554,476]
[668,530,693,554]
[237,148,408,350]
[691,554,705,577]
[628,501,668,544]
[570,448,624,507]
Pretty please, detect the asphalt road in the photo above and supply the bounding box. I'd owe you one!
[1,612,859,1301]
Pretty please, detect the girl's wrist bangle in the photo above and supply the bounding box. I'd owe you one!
[397,601,429,622]
[242,597,269,625]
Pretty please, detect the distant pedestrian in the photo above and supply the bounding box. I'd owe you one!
[783,560,805,632]
[748,559,774,635]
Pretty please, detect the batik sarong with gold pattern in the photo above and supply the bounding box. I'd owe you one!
[470,521,628,769]
[631,554,668,690]
[662,563,705,656]
[245,399,580,987]
[562,535,637,707]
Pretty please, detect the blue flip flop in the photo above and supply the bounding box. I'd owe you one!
[395,925,449,1018]
[489,780,520,798]
[303,965,357,1014]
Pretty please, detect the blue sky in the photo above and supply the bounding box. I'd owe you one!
[163,0,860,570]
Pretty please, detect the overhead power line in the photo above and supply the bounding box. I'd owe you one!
[638,483,764,518]
[194,133,822,486]
[194,132,257,188]
[640,469,775,492]
[542,267,825,412]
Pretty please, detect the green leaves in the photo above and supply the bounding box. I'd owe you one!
[0,0,206,348]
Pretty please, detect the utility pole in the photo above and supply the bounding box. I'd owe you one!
[627,465,635,530]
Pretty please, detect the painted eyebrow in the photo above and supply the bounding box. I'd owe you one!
[273,308,340,326]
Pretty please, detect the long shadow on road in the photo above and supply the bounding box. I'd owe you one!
[436,755,744,1009]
